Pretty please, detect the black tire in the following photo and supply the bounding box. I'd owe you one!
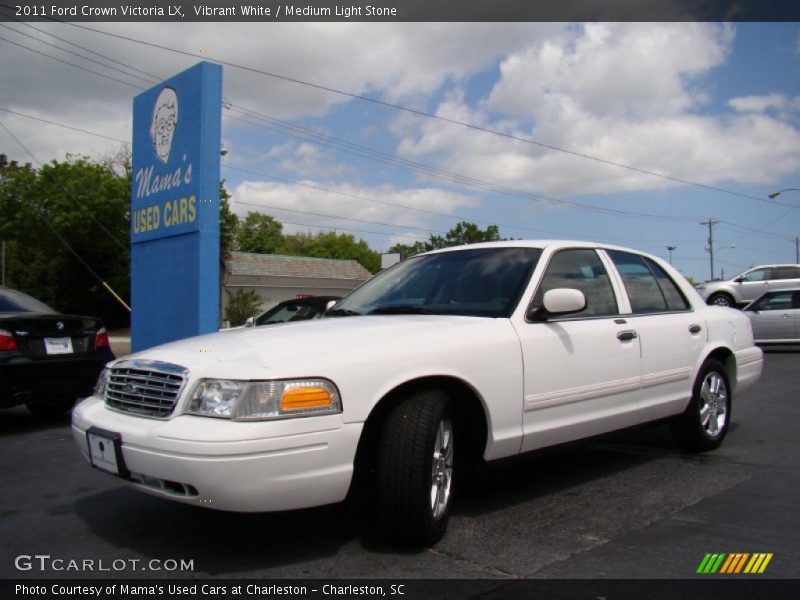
[707,293,734,308]
[377,389,454,546]
[671,360,731,452]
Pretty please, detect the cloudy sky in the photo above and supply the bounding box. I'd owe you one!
[1,21,799,281]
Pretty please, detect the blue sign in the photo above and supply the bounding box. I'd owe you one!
[130,62,222,352]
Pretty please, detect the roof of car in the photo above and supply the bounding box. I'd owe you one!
[424,240,648,255]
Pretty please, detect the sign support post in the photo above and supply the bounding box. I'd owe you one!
[130,62,222,352]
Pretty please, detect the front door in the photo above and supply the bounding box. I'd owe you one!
[515,248,642,453]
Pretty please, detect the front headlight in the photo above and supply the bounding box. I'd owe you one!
[94,368,110,396]
[187,378,341,421]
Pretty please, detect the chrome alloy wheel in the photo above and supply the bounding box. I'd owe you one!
[699,371,729,438]
[709,294,733,307]
[430,415,454,520]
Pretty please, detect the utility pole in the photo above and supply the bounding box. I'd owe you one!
[795,236,799,264]
[700,219,719,281]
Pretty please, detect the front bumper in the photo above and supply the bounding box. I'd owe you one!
[71,395,362,512]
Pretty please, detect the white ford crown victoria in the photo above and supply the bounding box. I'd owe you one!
[72,241,763,545]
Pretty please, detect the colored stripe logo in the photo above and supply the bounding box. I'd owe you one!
[697,553,773,574]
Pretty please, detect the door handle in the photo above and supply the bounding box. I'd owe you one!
[689,324,702,334]
[617,330,638,342]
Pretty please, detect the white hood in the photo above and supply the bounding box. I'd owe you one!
[122,315,504,379]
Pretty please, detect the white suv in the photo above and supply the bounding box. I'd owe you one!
[696,264,800,307]
[72,241,763,545]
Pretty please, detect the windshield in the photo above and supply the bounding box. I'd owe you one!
[0,288,56,314]
[331,247,542,318]
[255,301,327,325]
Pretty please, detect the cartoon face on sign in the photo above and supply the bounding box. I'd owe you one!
[150,87,178,164]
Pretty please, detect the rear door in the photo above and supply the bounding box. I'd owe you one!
[770,266,800,293]
[604,250,704,421]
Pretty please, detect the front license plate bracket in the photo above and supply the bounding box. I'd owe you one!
[86,427,130,479]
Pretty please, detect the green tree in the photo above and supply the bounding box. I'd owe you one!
[0,154,131,327]
[224,288,262,326]
[390,221,502,258]
[219,181,239,253]
[279,230,380,273]
[235,212,283,254]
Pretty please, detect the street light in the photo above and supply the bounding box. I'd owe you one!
[766,189,799,262]
[713,244,736,280]
[768,188,800,199]
[666,245,676,264]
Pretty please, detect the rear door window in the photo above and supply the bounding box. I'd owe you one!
[607,250,690,314]
[771,266,800,281]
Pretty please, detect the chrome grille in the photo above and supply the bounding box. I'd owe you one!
[105,360,188,418]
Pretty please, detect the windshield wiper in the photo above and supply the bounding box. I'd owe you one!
[325,308,363,317]
[369,305,438,315]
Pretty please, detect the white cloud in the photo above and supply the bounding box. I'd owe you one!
[3,21,800,218]
[394,23,800,196]
[487,23,735,121]
[728,94,796,114]
[231,179,480,238]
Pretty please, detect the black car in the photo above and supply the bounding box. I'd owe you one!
[0,286,115,416]
[248,296,340,327]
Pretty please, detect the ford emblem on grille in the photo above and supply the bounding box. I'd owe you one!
[105,360,188,418]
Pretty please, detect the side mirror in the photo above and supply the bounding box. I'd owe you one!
[244,317,255,328]
[325,300,337,311]
[528,288,587,321]
[733,277,745,283]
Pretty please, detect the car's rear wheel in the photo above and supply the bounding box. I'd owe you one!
[377,389,454,546]
[671,360,731,451]
[707,293,735,307]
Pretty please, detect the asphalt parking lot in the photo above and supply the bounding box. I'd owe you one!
[1,350,798,586]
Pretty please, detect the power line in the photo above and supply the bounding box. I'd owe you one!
[0,120,129,251]
[2,21,795,261]
[233,199,445,237]
[226,106,698,223]
[42,18,797,210]
[4,18,795,227]
[0,107,129,145]
[0,22,159,87]
[1,105,784,250]
[0,121,131,311]
[2,19,160,83]
[0,35,145,90]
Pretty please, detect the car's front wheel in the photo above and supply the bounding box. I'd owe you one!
[377,389,454,546]
[707,292,735,308]
[671,360,731,451]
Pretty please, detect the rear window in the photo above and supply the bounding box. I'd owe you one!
[771,266,800,280]
[0,289,56,314]
[607,251,690,313]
